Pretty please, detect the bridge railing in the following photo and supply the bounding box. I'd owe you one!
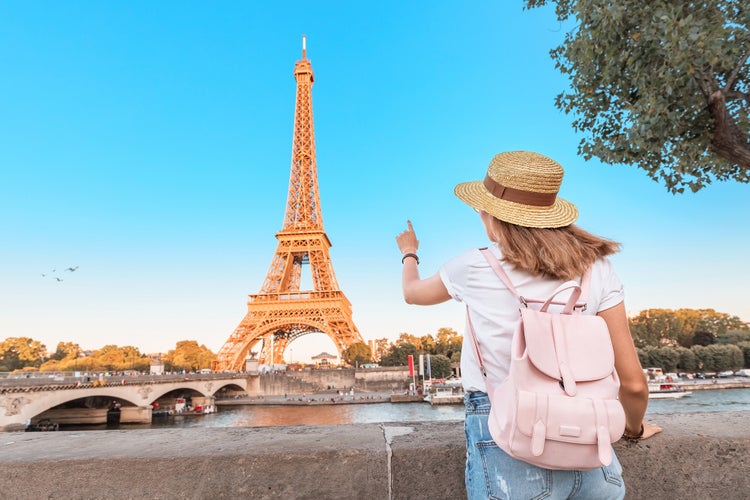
[0,371,246,389]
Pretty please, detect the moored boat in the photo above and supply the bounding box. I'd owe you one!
[648,383,692,399]
[424,387,464,405]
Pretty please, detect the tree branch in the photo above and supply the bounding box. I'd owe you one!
[724,50,750,93]
[708,90,750,170]
[726,90,750,107]
[694,63,718,98]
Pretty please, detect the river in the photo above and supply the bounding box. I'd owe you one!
[62,387,750,431]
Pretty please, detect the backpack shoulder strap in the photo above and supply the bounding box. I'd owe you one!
[478,248,526,306]
[465,305,489,379]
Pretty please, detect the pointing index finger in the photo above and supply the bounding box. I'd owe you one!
[407,220,414,232]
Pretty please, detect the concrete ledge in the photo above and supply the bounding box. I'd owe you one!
[1,412,748,499]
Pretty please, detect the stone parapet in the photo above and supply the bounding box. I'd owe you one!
[1,411,748,499]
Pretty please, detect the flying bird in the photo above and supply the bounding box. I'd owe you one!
[65,266,79,272]
[54,277,63,282]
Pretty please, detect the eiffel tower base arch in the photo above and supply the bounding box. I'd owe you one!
[213,291,362,371]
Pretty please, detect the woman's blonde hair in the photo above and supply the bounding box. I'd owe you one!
[487,217,620,280]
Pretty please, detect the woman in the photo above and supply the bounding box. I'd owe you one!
[396,151,661,499]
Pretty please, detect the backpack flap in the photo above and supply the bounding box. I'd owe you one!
[521,309,615,393]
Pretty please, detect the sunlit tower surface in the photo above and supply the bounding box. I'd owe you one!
[213,37,364,371]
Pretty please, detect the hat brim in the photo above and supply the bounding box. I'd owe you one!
[454,180,578,229]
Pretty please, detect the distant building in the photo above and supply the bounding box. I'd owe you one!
[311,352,338,368]
[149,354,165,375]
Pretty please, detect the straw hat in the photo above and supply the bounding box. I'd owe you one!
[454,151,578,228]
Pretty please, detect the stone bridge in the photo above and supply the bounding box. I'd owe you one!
[0,374,248,432]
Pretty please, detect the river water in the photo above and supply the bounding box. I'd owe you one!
[67,387,750,431]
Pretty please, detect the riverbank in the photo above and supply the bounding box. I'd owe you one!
[216,391,407,407]
[676,379,750,390]
[217,379,750,407]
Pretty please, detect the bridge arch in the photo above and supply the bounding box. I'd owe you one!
[0,376,249,432]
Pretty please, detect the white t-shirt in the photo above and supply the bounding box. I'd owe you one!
[439,243,625,393]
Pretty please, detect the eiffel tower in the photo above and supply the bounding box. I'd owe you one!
[213,37,365,372]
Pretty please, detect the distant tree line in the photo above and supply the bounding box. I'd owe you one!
[372,328,463,379]
[3,308,747,375]
[629,308,748,348]
[629,308,750,373]
[0,337,215,373]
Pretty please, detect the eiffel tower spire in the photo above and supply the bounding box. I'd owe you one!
[281,34,323,232]
[213,37,364,371]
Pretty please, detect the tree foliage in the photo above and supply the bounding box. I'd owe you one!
[716,330,750,345]
[379,342,418,367]
[647,346,680,373]
[738,341,750,367]
[0,337,47,371]
[49,341,80,361]
[370,337,392,362]
[692,344,744,372]
[379,328,463,367]
[0,336,217,373]
[639,343,746,372]
[693,331,715,347]
[676,347,699,372]
[428,354,453,379]
[434,328,463,359]
[163,340,215,372]
[525,0,750,192]
[342,342,372,366]
[635,347,650,369]
[629,308,748,348]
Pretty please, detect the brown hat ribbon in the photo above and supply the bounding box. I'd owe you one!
[483,175,557,207]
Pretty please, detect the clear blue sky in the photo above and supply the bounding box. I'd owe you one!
[2,2,748,363]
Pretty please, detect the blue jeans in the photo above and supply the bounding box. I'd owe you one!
[464,391,625,500]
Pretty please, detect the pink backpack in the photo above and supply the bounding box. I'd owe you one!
[467,248,626,470]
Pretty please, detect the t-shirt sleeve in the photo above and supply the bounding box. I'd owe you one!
[596,258,625,312]
[439,250,474,303]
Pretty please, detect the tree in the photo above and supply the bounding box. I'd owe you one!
[427,354,453,379]
[629,308,747,348]
[676,347,699,373]
[0,337,47,371]
[370,338,392,362]
[342,342,372,367]
[379,342,418,367]
[693,331,715,347]
[647,347,680,373]
[164,341,215,372]
[629,309,683,347]
[635,347,650,369]
[692,344,744,372]
[395,333,423,350]
[525,0,750,193]
[676,309,748,346]
[49,341,80,361]
[737,341,750,368]
[95,344,128,371]
[435,327,463,359]
[716,330,750,345]
[419,334,437,355]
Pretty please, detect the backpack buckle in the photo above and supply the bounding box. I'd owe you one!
[519,296,528,308]
[574,303,588,312]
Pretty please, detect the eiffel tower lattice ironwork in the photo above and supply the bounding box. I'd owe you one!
[213,37,365,372]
